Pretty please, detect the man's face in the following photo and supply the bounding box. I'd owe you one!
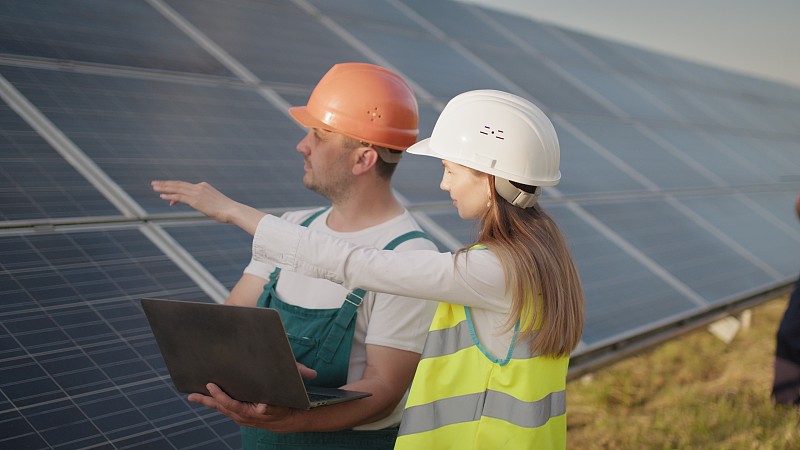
[295,128,356,202]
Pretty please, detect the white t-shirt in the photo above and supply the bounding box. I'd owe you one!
[244,208,438,430]
[251,214,516,370]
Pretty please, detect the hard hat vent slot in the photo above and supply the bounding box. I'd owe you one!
[480,125,504,140]
[368,107,382,122]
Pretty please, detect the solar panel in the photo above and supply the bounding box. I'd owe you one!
[0,101,118,221]
[346,24,507,100]
[0,0,232,77]
[558,65,683,121]
[464,42,617,115]
[161,222,254,290]
[568,117,719,190]
[581,199,778,303]
[1,0,799,447]
[0,64,314,214]
[549,204,701,344]
[0,229,238,449]
[165,0,367,86]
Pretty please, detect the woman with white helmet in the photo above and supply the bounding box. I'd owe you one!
[153,89,585,449]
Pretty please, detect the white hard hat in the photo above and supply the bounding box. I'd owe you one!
[407,90,560,208]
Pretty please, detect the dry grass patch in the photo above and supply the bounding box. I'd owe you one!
[567,296,800,449]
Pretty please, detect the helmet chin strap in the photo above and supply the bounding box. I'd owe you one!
[495,177,540,209]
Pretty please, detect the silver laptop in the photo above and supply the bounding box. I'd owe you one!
[141,298,371,409]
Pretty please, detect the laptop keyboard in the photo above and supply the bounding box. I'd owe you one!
[307,392,338,403]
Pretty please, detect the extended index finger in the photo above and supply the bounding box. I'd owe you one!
[151,180,193,194]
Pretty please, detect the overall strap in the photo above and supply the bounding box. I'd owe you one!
[318,230,433,363]
[258,207,330,308]
[300,207,329,227]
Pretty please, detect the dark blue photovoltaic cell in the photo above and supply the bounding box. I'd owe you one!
[308,0,424,31]
[400,0,513,48]
[556,28,654,79]
[391,103,449,204]
[347,25,506,101]
[0,100,119,222]
[679,194,800,278]
[743,191,800,235]
[479,9,598,66]
[163,222,254,291]
[676,86,775,133]
[582,199,777,304]
[548,204,700,345]
[462,42,616,115]
[627,77,726,127]
[647,125,782,186]
[165,0,366,86]
[554,120,649,195]
[0,0,232,77]
[569,117,718,190]
[712,133,800,182]
[1,64,316,213]
[744,101,800,136]
[559,64,682,121]
[0,229,238,449]
[419,208,478,248]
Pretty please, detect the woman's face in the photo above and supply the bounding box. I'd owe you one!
[440,160,491,219]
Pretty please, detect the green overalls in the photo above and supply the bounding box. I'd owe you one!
[241,208,430,450]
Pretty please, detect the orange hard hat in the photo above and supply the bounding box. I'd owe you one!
[289,62,419,150]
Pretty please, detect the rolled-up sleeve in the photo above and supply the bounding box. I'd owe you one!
[252,215,509,313]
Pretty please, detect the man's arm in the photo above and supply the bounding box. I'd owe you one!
[226,273,267,307]
[188,344,420,432]
[152,180,265,235]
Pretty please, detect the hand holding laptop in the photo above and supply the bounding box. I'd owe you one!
[188,382,300,431]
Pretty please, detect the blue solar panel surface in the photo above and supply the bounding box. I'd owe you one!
[1,0,799,448]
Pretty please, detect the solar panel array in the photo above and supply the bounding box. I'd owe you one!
[1,0,799,448]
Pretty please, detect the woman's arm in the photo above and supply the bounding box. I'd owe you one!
[152,180,509,312]
[253,215,510,312]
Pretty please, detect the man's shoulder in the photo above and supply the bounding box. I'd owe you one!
[375,211,438,251]
[280,207,328,225]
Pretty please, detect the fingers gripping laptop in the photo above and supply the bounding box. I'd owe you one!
[141,298,371,409]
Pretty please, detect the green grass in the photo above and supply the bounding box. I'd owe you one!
[567,296,800,449]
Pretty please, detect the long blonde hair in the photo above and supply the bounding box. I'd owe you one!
[456,177,584,358]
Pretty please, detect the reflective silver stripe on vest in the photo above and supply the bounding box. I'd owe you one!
[421,320,472,360]
[399,389,566,435]
[422,319,536,361]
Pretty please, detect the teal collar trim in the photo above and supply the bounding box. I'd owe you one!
[465,306,520,367]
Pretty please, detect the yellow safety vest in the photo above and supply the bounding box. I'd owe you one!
[395,302,568,449]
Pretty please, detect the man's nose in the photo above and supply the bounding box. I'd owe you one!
[296,131,313,155]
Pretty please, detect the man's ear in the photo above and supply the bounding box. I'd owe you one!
[352,146,378,176]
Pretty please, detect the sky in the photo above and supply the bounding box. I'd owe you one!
[457,0,800,89]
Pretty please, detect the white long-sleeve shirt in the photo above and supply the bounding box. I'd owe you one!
[252,214,516,360]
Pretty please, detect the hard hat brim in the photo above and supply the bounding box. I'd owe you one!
[288,106,327,131]
[406,137,439,159]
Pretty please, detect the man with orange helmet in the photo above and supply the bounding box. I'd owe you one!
[155,63,436,449]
